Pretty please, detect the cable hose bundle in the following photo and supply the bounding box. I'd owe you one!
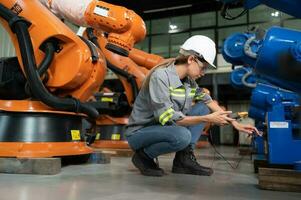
[0,4,99,119]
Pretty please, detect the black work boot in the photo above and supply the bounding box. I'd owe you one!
[132,149,164,176]
[172,145,213,176]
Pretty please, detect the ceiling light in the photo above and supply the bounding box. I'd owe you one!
[169,24,178,30]
[271,11,279,17]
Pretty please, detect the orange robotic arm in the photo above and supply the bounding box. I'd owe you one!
[129,48,164,70]
[96,32,146,105]
[0,0,107,118]
[84,29,164,105]
[40,0,146,56]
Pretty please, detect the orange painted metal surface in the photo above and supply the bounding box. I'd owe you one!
[96,115,128,125]
[0,100,85,116]
[0,1,160,156]
[0,100,91,158]
[92,140,129,149]
[85,1,146,52]
[129,48,163,70]
[94,116,129,149]
[95,33,165,105]
[0,142,92,158]
[97,33,146,105]
[0,0,106,102]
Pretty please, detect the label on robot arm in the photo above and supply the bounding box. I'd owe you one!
[94,6,109,17]
[96,133,101,140]
[71,130,81,141]
[103,93,114,96]
[101,97,114,102]
[269,121,289,128]
[111,133,121,140]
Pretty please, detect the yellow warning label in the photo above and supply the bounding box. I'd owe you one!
[71,130,81,141]
[101,97,113,102]
[95,133,101,140]
[111,133,120,140]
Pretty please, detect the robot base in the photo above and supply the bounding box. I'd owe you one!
[92,116,130,149]
[0,100,93,158]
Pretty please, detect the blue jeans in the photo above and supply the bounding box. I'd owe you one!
[127,102,210,159]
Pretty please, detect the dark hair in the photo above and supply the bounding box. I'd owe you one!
[142,54,190,88]
[174,54,190,65]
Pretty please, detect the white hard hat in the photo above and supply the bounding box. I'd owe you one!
[180,35,217,69]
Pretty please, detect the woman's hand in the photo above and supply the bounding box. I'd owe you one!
[231,120,260,135]
[206,110,235,126]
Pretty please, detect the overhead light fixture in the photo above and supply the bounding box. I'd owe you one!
[271,11,279,17]
[169,24,178,30]
[168,24,179,33]
[143,4,192,14]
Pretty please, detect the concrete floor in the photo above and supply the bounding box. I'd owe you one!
[0,146,301,200]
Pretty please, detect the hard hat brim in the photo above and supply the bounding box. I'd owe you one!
[179,48,217,69]
[208,63,217,69]
[204,59,217,69]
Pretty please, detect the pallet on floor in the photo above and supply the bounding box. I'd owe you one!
[258,167,301,192]
[0,152,111,175]
[0,157,61,175]
[253,159,293,173]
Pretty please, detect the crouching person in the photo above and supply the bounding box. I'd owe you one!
[125,35,258,177]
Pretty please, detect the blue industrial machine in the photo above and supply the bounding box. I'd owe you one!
[222,19,301,168]
[220,0,301,19]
